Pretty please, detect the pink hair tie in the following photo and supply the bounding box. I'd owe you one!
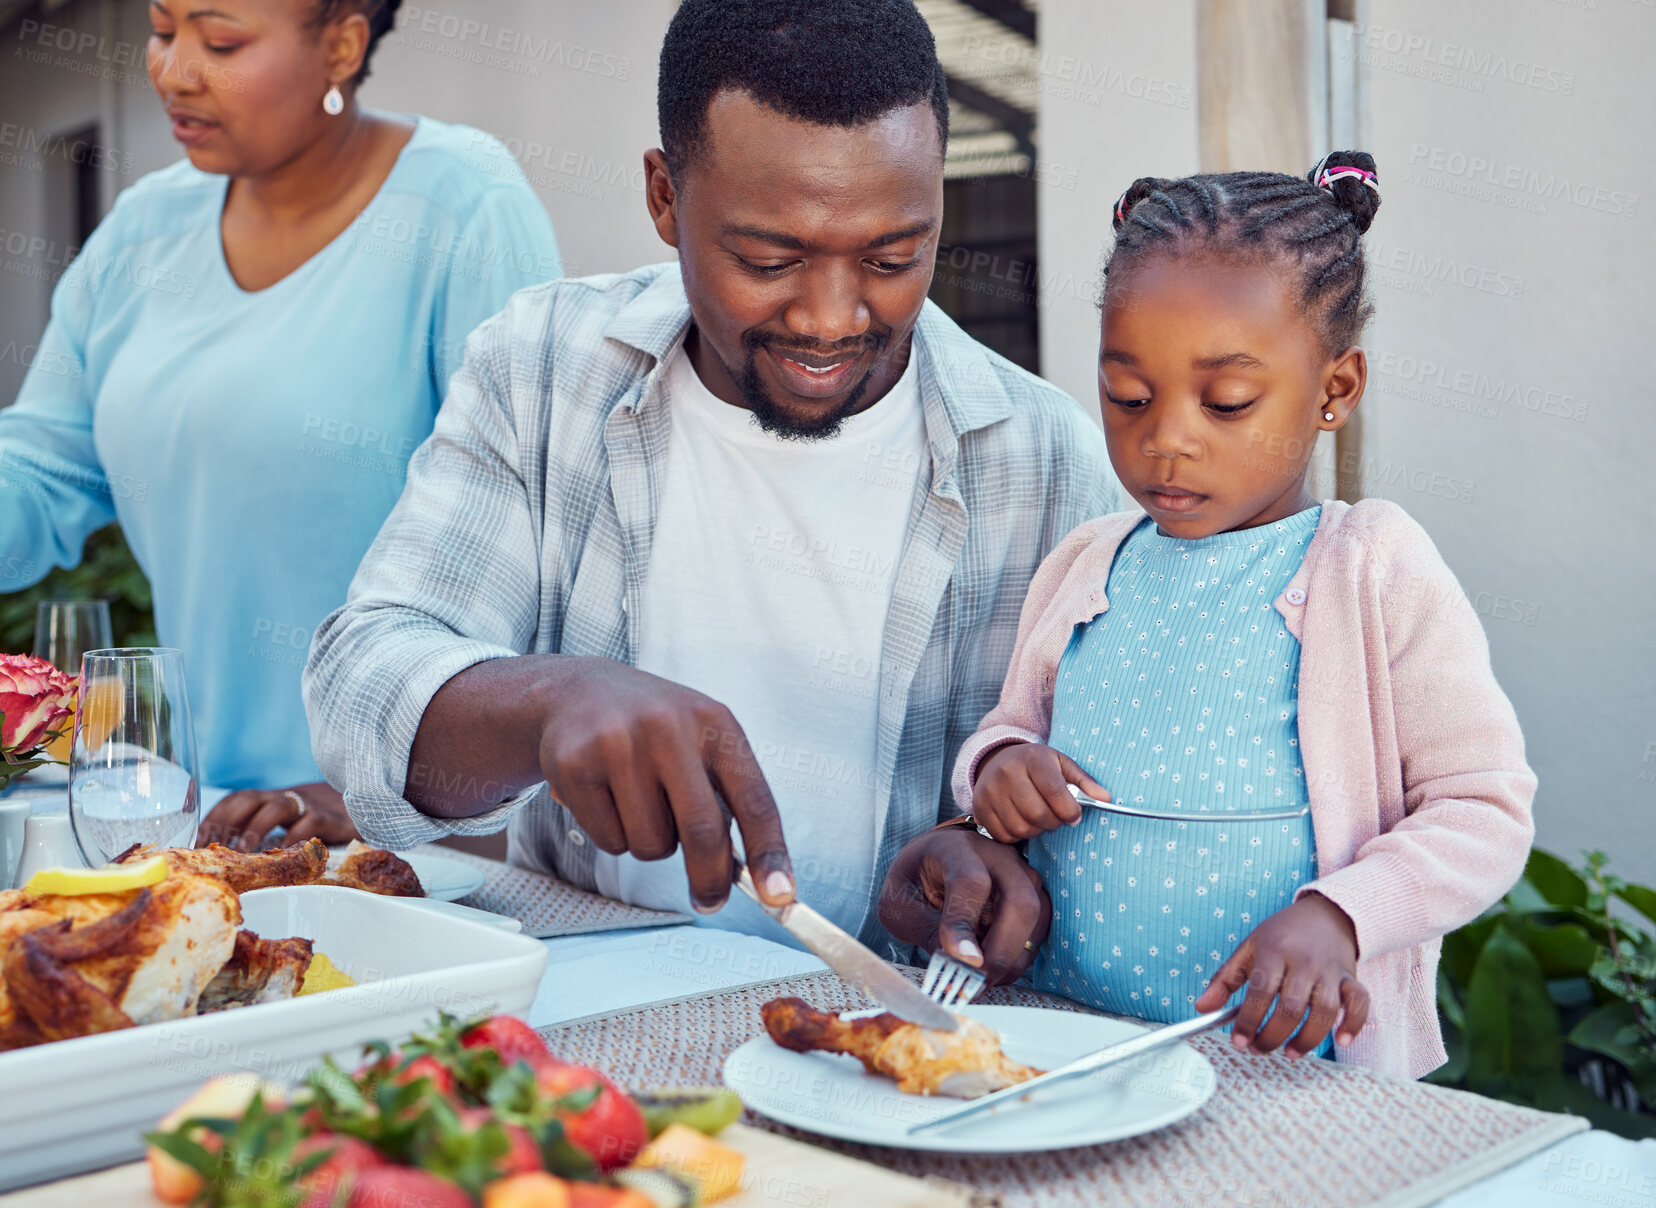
[1316,164,1380,194]
[1113,189,1133,225]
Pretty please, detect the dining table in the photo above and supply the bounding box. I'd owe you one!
[4,778,1653,1208]
[524,927,1654,1208]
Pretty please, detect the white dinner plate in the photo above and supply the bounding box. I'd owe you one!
[722,1004,1216,1153]
[400,896,523,932]
[400,850,488,902]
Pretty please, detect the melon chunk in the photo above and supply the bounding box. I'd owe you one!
[631,1123,745,1204]
[146,1075,285,1204]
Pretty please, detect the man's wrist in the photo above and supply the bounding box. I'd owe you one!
[932,814,994,840]
[408,652,582,814]
[931,814,1029,860]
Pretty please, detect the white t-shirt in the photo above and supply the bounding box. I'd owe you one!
[593,344,926,936]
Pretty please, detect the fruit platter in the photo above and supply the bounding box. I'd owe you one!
[142,1013,748,1208]
[0,1010,971,1208]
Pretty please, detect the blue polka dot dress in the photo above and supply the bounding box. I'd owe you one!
[1028,507,1327,1046]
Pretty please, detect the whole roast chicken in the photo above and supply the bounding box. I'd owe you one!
[0,870,240,1051]
[0,838,425,1054]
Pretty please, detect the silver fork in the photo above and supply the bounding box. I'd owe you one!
[921,948,987,1010]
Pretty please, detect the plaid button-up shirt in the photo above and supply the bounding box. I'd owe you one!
[305,263,1115,948]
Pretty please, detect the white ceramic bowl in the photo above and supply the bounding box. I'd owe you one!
[0,885,548,1191]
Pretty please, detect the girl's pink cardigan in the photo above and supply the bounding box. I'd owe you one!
[954,500,1536,1079]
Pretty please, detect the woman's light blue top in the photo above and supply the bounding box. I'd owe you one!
[1029,507,1325,1037]
[0,118,559,791]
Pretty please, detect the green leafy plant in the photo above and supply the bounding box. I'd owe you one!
[0,524,156,655]
[1431,848,1656,1137]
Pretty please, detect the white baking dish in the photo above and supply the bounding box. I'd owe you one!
[0,885,549,1192]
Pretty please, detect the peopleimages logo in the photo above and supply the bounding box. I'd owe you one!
[396,6,632,80]
[0,122,134,175]
[1405,143,1638,219]
[1346,23,1577,94]
[1365,239,1525,300]
[957,36,1192,109]
[1371,351,1590,424]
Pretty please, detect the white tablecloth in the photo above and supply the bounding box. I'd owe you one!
[5,780,232,816]
[1434,1129,1656,1208]
[529,924,824,1028]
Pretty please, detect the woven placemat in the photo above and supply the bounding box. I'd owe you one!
[539,969,1586,1208]
[417,846,692,938]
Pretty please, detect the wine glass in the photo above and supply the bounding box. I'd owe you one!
[68,648,200,865]
[32,599,112,764]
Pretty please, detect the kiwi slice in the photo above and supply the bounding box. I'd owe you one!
[633,1087,743,1138]
[614,1166,698,1208]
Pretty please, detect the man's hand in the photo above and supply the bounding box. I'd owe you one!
[406,655,795,914]
[877,827,1050,986]
[1194,892,1370,1059]
[533,659,795,913]
[973,742,1109,843]
[197,782,356,851]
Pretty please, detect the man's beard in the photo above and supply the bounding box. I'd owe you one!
[735,329,891,441]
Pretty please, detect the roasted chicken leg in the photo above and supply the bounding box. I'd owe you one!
[761,997,1043,1098]
[197,929,315,1013]
[323,841,424,897]
[115,840,329,893]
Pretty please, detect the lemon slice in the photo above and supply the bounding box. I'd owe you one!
[26,856,169,896]
[297,951,356,996]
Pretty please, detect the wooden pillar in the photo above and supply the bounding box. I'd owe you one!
[1196,0,1317,174]
[1197,0,1369,502]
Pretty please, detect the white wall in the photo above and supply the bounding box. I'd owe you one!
[366,0,679,281]
[1359,0,1656,876]
[0,0,168,402]
[1036,1,1201,425]
[1040,0,1656,878]
[0,0,679,402]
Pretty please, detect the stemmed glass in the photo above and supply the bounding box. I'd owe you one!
[68,648,200,865]
[32,599,112,764]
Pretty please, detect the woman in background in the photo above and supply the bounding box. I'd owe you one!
[0,0,559,849]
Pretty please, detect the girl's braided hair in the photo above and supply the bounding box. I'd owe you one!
[1104,151,1382,354]
[311,0,402,85]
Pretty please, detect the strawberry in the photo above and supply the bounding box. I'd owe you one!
[397,1055,459,1098]
[461,1017,552,1072]
[294,1133,387,1208]
[356,1053,457,1097]
[458,1107,541,1178]
[345,1166,473,1208]
[532,1064,647,1173]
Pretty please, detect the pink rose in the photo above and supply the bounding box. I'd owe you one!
[0,653,77,755]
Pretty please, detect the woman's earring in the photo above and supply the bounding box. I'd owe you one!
[323,84,345,116]
[1323,411,1336,422]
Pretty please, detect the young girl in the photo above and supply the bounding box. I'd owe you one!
[951,152,1535,1078]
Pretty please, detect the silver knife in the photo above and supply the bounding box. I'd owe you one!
[908,1004,1239,1134]
[733,867,960,1032]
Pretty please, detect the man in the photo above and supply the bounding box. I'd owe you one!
[305,0,1113,968]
